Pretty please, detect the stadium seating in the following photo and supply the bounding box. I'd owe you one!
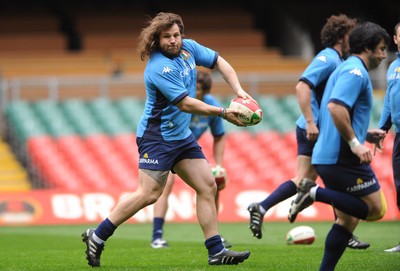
[3,95,393,191]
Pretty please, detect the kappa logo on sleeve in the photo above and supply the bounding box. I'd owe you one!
[162,66,172,74]
[317,55,327,63]
[349,68,363,77]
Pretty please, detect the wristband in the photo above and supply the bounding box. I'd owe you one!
[348,137,360,148]
[219,108,226,119]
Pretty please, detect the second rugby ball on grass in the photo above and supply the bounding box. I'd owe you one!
[286,225,316,245]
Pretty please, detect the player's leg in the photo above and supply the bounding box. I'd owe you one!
[320,210,358,271]
[82,169,168,267]
[175,158,219,239]
[151,172,175,248]
[290,164,386,221]
[215,187,233,248]
[392,133,400,211]
[319,186,386,270]
[248,127,317,238]
[385,133,400,252]
[175,158,250,265]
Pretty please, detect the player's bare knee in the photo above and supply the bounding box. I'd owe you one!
[366,190,387,221]
[201,178,217,196]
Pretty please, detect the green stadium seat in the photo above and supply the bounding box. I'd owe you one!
[60,99,103,136]
[88,97,132,135]
[279,95,302,121]
[258,95,294,133]
[114,97,144,131]
[32,99,75,137]
[6,100,47,142]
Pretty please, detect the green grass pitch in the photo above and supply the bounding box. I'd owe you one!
[1,221,399,270]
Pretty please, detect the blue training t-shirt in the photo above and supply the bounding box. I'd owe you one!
[312,56,374,165]
[136,39,218,141]
[296,47,343,129]
[190,94,225,139]
[379,52,400,133]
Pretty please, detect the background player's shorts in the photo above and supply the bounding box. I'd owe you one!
[136,133,206,172]
[296,126,316,156]
[314,164,381,197]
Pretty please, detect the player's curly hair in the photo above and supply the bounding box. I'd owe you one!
[320,14,357,48]
[137,12,185,61]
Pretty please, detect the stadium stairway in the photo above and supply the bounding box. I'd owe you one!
[0,138,31,191]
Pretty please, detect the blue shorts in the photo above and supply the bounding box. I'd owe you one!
[296,126,315,156]
[314,164,381,197]
[136,133,206,172]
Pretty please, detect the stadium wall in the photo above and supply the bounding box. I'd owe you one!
[0,182,399,226]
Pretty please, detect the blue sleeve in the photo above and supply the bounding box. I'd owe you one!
[329,68,364,109]
[183,39,218,69]
[379,87,392,131]
[300,53,337,88]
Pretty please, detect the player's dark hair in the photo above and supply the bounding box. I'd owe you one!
[349,22,390,54]
[138,12,185,61]
[394,22,400,36]
[197,71,212,93]
[320,14,357,48]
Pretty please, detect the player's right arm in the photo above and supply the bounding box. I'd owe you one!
[296,80,319,141]
[327,101,372,164]
[176,96,246,126]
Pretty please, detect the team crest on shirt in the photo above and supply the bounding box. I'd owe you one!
[349,68,363,77]
[317,55,327,63]
[181,50,191,60]
[395,66,400,73]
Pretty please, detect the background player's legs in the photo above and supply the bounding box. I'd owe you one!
[151,172,175,248]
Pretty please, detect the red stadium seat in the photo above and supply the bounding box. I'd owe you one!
[27,136,85,189]
[56,135,110,189]
[113,133,139,168]
[85,134,138,189]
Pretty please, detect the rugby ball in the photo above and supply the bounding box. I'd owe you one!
[228,97,263,126]
[211,165,227,190]
[286,225,316,245]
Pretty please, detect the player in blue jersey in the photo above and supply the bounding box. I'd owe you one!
[82,12,253,267]
[247,14,368,248]
[379,22,400,253]
[288,22,389,270]
[150,70,231,249]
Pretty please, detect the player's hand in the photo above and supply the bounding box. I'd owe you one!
[366,129,386,155]
[351,144,373,164]
[236,89,258,104]
[306,122,319,142]
[223,108,246,126]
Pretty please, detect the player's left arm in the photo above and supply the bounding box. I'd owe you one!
[213,56,255,102]
[328,101,373,163]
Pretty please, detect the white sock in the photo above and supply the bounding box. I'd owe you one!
[309,185,319,200]
[92,232,105,244]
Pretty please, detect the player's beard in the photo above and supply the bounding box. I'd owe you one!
[161,44,181,59]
